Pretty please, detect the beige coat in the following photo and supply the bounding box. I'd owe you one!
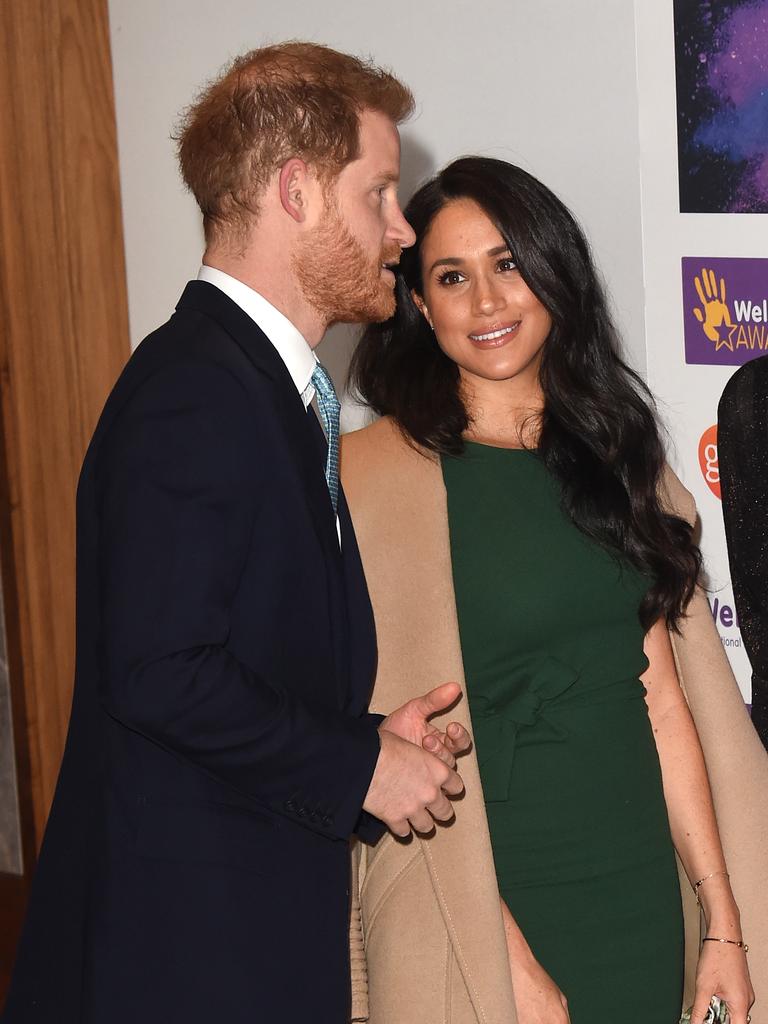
[342,416,768,1024]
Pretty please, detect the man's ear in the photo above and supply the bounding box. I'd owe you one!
[279,158,314,223]
[411,289,433,330]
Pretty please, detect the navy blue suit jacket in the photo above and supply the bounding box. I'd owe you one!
[3,282,383,1022]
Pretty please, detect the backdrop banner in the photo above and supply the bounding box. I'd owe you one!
[637,1,768,708]
[674,0,768,214]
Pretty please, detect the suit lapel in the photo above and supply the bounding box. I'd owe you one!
[176,281,340,556]
[176,282,349,701]
[273,377,342,561]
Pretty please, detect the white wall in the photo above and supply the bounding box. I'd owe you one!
[106,1,755,696]
[107,0,647,404]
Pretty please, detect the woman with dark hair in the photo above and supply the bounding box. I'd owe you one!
[342,158,766,1024]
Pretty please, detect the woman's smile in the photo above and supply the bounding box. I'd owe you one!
[468,320,521,345]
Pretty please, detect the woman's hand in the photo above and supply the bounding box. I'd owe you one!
[508,950,570,1024]
[690,940,754,1024]
[500,899,569,1024]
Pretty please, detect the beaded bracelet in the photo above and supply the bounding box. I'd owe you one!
[704,936,749,953]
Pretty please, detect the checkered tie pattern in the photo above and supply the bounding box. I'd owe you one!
[311,362,340,514]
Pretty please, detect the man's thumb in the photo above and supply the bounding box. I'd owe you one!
[414,682,461,717]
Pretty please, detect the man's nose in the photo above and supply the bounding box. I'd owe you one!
[388,202,416,249]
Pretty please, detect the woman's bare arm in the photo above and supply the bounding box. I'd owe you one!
[642,620,753,1023]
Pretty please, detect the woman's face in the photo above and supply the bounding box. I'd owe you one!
[414,198,552,391]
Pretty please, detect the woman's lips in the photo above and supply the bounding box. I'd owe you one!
[468,321,521,347]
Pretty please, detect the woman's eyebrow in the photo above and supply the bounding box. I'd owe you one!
[428,244,511,274]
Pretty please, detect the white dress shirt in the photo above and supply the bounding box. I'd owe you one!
[197,265,317,405]
[197,265,340,543]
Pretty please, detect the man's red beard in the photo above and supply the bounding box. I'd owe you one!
[293,203,400,325]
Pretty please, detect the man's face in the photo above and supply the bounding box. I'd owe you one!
[294,108,416,324]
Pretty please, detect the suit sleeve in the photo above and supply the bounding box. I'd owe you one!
[95,360,382,841]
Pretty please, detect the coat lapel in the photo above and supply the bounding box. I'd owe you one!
[341,418,517,1024]
[661,467,768,1011]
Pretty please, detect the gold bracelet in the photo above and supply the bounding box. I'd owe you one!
[703,936,749,953]
[693,870,729,905]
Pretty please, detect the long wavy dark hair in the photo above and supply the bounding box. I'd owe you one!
[349,156,700,631]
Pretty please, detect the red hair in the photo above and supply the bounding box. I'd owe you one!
[176,41,414,245]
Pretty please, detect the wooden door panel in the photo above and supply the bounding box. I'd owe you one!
[0,0,130,1005]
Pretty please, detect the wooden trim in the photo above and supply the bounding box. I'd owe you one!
[0,0,130,1002]
[0,0,130,840]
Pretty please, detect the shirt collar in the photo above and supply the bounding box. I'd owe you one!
[197,265,316,406]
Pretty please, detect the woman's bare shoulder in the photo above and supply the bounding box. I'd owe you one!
[659,463,697,528]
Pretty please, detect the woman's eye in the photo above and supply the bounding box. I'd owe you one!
[497,257,517,272]
[437,270,464,286]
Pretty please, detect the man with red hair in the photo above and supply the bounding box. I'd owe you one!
[4,43,468,1024]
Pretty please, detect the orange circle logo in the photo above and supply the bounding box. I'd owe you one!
[698,425,720,499]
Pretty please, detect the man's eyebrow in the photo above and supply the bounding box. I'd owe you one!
[428,244,511,274]
[374,171,400,184]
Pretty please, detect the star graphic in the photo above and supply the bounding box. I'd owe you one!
[715,326,736,352]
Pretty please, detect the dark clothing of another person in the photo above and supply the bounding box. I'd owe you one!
[719,356,768,750]
[2,281,383,1024]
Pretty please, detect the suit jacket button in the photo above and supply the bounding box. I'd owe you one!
[285,799,296,812]
[297,806,306,817]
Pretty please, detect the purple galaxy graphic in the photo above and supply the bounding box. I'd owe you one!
[674,0,768,213]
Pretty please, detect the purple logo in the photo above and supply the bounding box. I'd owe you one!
[683,257,768,365]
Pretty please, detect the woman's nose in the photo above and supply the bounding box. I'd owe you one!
[473,279,506,316]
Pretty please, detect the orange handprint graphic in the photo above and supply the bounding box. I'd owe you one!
[693,268,734,349]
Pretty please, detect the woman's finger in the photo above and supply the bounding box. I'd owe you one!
[690,990,714,1024]
[723,995,751,1024]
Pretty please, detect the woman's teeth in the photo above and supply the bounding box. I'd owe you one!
[469,323,519,341]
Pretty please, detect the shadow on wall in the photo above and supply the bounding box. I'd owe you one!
[319,132,436,434]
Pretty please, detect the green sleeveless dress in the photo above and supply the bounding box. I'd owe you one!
[442,443,684,1024]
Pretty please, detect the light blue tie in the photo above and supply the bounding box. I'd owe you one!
[311,363,340,514]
